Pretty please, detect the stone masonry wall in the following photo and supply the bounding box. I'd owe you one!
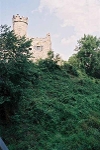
[13,14,28,37]
[12,14,52,61]
[30,33,51,61]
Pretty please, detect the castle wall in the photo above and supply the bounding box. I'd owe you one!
[13,21,28,37]
[30,33,51,61]
[13,14,28,37]
[12,14,52,61]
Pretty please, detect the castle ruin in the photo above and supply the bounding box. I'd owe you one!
[12,14,52,61]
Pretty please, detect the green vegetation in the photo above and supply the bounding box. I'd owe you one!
[0,25,100,150]
[70,34,100,78]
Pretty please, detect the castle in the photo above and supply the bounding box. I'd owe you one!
[12,14,52,61]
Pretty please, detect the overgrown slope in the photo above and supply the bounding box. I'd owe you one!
[1,62,100,150]
[0,26,100,150]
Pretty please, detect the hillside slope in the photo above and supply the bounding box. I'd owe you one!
[1,63,100,150]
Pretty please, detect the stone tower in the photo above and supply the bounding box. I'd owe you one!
[12,14,52,61]
[12,14,28,37]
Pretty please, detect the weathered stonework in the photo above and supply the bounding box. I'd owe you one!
[12,14,28,37]
[12,14,52,61]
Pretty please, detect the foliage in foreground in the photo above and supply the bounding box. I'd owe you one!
[0,25,100,150]
[1,62,100,150]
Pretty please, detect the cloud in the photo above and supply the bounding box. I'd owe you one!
[61,35,78,59]
[39,0,100,59]
[52,34,60,38]
[39,0,100,37]
[31,9,39,14]
[61,35,77,46]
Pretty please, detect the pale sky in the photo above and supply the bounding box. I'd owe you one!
[0,0,100,60]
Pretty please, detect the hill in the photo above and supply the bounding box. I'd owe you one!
[1,61,100,150]
[0,25,100,150]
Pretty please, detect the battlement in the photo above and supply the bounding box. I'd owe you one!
[12,14,52,61]
[13,14,28,24]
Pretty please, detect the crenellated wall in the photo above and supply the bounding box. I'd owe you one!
[12,14,28,37]
[12,14,52,61]
[30,33,51,61]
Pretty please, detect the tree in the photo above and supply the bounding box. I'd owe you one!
[68,54,79,68]
[38,51,60,72]
[0,25,36,122]
[0,25,31,61]
[75,34,100,78]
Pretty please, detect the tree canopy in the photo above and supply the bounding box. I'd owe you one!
[0,25,36,122]
[73,34,100,78]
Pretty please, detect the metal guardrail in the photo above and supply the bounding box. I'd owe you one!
[0,137,9,150]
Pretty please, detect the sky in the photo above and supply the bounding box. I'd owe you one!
[0,0,100,60]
